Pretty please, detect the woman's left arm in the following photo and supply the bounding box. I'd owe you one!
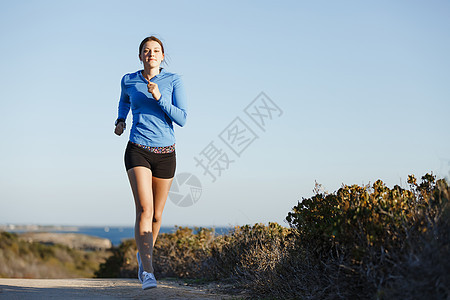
[157,75,188,127]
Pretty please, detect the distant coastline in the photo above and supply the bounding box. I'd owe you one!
[1,224,232,246]
[0,224,79,232]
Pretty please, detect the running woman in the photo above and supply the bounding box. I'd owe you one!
[114,36,187,290]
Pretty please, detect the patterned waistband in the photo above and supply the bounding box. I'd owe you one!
[130,141,175,154]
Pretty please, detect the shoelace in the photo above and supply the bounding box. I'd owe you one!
[142,271,155,280]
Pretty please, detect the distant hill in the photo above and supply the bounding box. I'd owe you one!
[0,232,110,278]
[19,232,112,251]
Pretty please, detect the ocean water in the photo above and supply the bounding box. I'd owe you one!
[8,226,232,246]
[76,226,232,246]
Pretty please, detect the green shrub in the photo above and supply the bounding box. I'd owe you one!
[153,226,216,278]
[95,226,218,279]
[284,173,449,299]
[95,239,136,278]
[207,222,292,280]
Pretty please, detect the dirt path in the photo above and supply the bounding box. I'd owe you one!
[0,278,240,299]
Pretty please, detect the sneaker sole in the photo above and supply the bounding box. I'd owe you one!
[142,283,157,290]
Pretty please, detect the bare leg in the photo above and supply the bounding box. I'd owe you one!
[127,166,154,273]
[152,176,174,246]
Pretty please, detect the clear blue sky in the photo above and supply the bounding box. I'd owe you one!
[1,0,449,227]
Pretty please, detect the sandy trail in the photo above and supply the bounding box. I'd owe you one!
[0,278,237,299]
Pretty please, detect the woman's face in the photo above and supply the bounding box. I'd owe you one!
[139,40,164,67]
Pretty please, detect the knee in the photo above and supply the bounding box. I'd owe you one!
[153,213,163,224]
[137,206,153,220]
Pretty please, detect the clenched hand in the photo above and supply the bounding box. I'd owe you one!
[147,81,161,101]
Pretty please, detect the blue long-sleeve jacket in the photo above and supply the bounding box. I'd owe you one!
[117,68,187,147]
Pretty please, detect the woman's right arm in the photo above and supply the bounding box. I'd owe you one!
[115,76,130,136]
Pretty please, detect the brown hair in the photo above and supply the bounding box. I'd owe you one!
[139,36,165,62]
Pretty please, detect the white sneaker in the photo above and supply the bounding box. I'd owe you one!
[142,271,157,290]
[136,252,144,283]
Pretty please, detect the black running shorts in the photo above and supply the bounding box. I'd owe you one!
[124,141,176,179]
